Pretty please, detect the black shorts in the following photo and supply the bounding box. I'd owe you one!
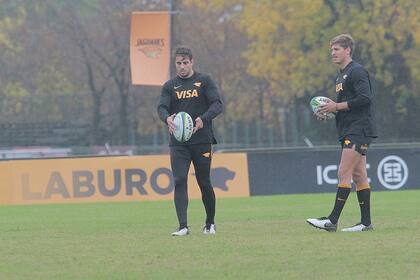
[340,135,372,156]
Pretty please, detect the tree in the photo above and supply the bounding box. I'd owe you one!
[186,0,420,144]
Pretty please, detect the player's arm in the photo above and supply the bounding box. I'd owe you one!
[333,69,371,112]
[320,68,372,114]
[200,76,223,122]
[347,67,372,109]
[324,69,371,113]
[193,76,223,133]
[319,100,348,114]
[157,82,176,133]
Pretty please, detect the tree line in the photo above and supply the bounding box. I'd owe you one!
[0,0,419,148]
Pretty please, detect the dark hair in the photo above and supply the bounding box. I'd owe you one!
[174,46,193,60]
[330,34,355,56]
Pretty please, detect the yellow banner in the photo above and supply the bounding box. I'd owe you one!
[0,153,249,205]
[130,12,170,86]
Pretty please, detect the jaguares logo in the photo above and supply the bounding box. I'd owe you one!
[193,167,236,191]
[176,89,199,99]
[336,83,343,93]
[211,167,235,191]
[335,83,343,93]
[136,38,165,59]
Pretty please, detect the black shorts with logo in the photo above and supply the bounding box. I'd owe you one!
[340,134,372,156]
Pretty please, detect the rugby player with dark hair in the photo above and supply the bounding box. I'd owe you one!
[157,46,223,236]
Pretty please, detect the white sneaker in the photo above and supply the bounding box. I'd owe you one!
[306,217,337,232]
[171,227,189,236]
[203,224,216,235]
[341,223,373,232]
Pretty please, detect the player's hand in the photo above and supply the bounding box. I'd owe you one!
[193,117,203,133]
[318,100,337,114]
[166,114,176,134]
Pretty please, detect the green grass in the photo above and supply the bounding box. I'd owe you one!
[1,190,420,279]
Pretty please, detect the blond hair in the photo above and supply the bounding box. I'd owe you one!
[330,34,355,56]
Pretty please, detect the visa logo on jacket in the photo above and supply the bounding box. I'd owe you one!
[176,89,199,99]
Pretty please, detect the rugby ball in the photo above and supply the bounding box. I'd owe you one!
[310,96,335,120]
[173,112,194,142]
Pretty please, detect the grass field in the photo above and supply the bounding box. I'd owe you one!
[1,190,420,279]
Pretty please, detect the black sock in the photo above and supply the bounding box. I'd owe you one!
[328,187,351,224]
[203,191,215,226]
[357,188,371,226]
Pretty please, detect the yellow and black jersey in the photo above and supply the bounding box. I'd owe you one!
[335,61,377,140]
[157,72,223,146]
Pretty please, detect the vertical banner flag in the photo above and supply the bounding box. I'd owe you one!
[130,12,171,86]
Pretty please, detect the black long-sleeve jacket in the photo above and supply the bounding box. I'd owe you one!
[335,61,378,140]
[157,72,223,146]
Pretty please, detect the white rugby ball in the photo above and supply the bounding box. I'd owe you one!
[310,96,335,120]
[173,112,194,142]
